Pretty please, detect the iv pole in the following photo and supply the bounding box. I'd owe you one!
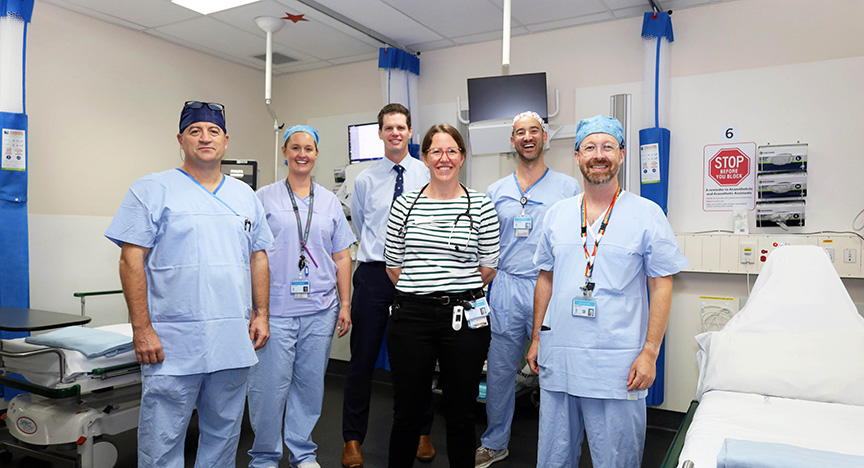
[254,16,286,184]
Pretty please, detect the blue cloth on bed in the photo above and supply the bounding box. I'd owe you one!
[25,327,133,358]
[717,439,864,468]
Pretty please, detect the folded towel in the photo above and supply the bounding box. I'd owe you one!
[717,439,864,468]
[25,326,134,358]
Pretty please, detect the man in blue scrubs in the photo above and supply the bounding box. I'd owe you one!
[476,111,580,467]
[527,115,688,468]
[105,101,273,468]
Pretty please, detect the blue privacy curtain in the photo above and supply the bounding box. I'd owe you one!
[378,47,420,159]
[0,0,35,400]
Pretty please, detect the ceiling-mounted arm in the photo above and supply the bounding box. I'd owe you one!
[455,96,470,125]
[548,88,560,119]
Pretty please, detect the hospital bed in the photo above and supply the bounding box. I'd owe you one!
[660,245,864,468]
[0,307,140,468]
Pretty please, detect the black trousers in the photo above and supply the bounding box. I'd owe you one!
[386,293,491,468]
[342,262,433,443]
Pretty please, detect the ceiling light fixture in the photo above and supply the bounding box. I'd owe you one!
[172,0,260,16]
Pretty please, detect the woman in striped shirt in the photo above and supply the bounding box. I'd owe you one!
[384,123,500,467]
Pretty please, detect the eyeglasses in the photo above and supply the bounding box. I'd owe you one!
[184,101,226,119]
[578,143,620,156]
[427,148,461,157]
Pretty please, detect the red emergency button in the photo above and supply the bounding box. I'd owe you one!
[760,256,767,262]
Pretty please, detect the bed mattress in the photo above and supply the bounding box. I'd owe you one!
[0,323,137,390]
[677,390,864,468]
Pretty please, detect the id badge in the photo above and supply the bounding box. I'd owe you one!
[467,316,489,329]
[572,297,596,318]
[513,216,532,237]
[465,297,491,321]
[291,279,310,299]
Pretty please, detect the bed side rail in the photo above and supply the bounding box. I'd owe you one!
[0,373,81,399]
[91,362,140,379]
[0,347,68,381]
[73,289,123,316]
[659,399,699,468]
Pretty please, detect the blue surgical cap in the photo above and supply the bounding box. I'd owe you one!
[283,125,320,147]
[179,103,226,134]
[574,115,624,150]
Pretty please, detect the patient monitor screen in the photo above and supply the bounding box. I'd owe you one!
[348,122,384,164]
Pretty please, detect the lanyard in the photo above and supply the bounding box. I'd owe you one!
[580,188,622,294]
[513,168,548,215]
[285,179,315,273]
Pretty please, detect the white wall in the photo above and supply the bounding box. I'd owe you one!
[22,0,864,413]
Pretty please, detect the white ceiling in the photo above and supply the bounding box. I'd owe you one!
[39,0,731,75]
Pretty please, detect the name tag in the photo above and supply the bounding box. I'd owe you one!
[466,297,490,329]
[514,216,532,237]
[572,298,596,318]
[291,279,310,299]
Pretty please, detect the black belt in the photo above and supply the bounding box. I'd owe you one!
[395,288,484,307]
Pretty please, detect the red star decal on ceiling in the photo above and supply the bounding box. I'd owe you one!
[282,13,309,24]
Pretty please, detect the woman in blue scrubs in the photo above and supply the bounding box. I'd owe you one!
[247,125,356,468]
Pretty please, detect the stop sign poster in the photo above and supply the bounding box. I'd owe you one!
[703,142,756,211]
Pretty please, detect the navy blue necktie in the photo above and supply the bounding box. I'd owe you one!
[393,164,405,201]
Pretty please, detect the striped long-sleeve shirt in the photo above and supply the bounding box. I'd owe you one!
[385,187,499,294]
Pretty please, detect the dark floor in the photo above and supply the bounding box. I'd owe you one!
[0,362,680,468]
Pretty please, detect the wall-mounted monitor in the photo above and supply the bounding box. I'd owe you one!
[348,122,384,164]
[221,159,257,190]
[467,72,548,123]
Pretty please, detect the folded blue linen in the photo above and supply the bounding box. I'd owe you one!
[25,326,133,358]
[717,439,864,468]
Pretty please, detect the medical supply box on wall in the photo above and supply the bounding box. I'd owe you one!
[757,143,807,172]
[757,171,807,200]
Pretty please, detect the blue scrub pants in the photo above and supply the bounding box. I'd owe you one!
[247,305,339,467]
[481,270,535,451]
[138,367,249,468]
[537,389,646,468]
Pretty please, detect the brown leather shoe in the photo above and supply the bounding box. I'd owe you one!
[416,434,436,462]
[342,440,363,468]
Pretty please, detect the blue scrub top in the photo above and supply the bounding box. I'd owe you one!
[105,169,274,376]
[534,191,688,399]
[257,181,356,317]
[486,169,581,278]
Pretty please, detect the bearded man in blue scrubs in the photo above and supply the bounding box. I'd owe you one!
[105,101,273,468]
[526,115,688,468]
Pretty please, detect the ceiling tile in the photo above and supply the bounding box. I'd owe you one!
[209,0,379,60]
[381,0,503,38]
[602,0,651,10]
[506,0,608,26]
[40,0,201,30]
[328,52,380,65]
[450,26,529,46]
[525,11,615,33]
[308,0,443,47]
[611,6,652,19]
[406,38,457,52]
[151,16,317,65]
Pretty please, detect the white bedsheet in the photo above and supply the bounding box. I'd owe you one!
[677,390,864,468]
[1,323,136,389]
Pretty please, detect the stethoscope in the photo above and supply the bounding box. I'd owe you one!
[397,182,475,251]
